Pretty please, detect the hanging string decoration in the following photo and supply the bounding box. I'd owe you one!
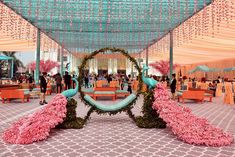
[143,0,234,60]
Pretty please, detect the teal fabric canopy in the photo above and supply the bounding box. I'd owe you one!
[1,0,212,53]
[224,67,235,72]
[188,65,219,74]
[0,55,13,60]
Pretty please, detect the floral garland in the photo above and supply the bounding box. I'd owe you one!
[153,84,233,146]
[78,47,143,115]
[2,94,67,144]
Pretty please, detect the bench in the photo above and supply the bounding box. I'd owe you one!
[93,87,116,100]
[30,88,41,98]
[109,81,119,89]
[115,90,130,97]
[1,89,30,103]
[94,87,116,91]
[0,86,21,100]
[82,88,130,100]
[84,94,136,111]
[82,89,94,97]
[178,90,205,103]
[93,91,116,101]
[36,85,52,95]
[188,88,213,102]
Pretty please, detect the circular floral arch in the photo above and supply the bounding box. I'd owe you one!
[78,47,143,114]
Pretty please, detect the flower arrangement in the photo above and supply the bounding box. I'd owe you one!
[27,60,60,73]
[153,83,233,146]
[2,94,67,144]
[149,60,178,76]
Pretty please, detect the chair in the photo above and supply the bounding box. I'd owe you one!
[178,90,205,103]
[223,83,234,105]
[20,83,30,89]
[187,82,192,89]
[196,82,200,88]
[1,89,30,103]
[142,84,147,92]
[110,81,119,88]
[200,83,208,90]
[133,80,139,91]
[96,80,103,87]
[100,80,108,87]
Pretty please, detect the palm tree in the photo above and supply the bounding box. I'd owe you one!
[1,51,25,74]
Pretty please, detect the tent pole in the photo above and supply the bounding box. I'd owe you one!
[169,31,173,80]
[60,46,64,75]
[146,47,149,76]
[35,28,41,85]
[11,59,13,78]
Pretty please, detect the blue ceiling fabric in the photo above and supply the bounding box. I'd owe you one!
[1,0,212,53]
[224,67,235,72]
[0,55,13,60]
[188,65,220,74]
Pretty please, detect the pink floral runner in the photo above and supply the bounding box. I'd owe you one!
[153,84,233,146]
[2,94,67,144]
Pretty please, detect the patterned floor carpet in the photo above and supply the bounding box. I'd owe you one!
[0,93,234,157]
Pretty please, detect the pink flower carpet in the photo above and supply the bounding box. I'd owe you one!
[153,84,234,146]
[2,94,67,144]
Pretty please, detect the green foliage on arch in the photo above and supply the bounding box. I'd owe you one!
[78,47,143,116]
[58,47,165,129]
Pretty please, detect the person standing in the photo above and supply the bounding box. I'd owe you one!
[27,74,34,91]
[63,71,71,90]
[55,73,62,93]
[28,74,33,84]
[120,76,124,90]
[90,74,95,88]
[72,74,76,89]
[170,74,177,100]
[84,74,89,88]
[39,72,48,105]
[127,75,132,94]
[107,74,112,83]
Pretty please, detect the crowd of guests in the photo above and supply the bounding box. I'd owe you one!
[7,71,233,105]
[38,71,78,105]
[177,76,228,97]
[82,73,178,99]
[9,72,77,105]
